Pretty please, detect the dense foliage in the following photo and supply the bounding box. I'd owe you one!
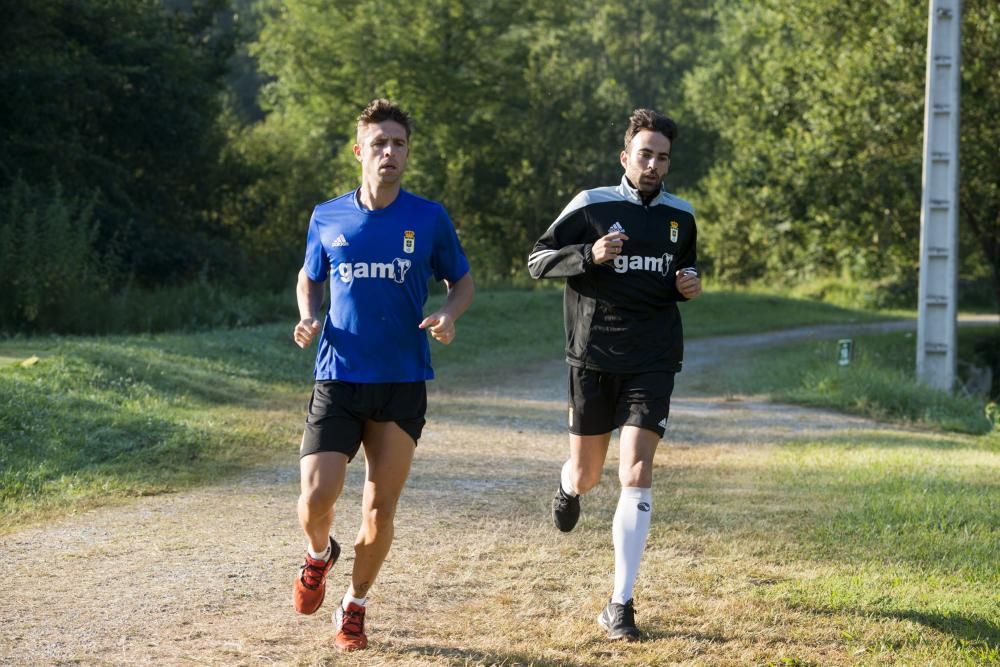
[0,0,238,330]
[687,0,998,308]
[226,0,716,284]
[1,0,997,333]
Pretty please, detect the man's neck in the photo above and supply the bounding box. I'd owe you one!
[357,181,401,211]
[625,176,659,205]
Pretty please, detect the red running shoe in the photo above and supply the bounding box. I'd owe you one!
[292,537,340,614]
[334,600,368,651]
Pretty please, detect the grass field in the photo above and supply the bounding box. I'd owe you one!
[669,434,998,664]
[698,326,1000,435]
[501,431,999,665]
[1,289,998,664]
[0,289,990,532]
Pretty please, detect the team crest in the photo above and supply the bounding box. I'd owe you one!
[670,221,679,243]
[403,230,415,254]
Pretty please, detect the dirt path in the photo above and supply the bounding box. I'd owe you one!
[0,318,994,666]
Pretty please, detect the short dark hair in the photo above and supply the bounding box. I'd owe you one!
[357,98,412,140]
[623,108,677,149]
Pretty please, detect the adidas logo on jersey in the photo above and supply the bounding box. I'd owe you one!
[335,258,412,284]
[332,234,349,247]
[609,221,626,234]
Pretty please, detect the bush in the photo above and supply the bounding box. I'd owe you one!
[87,280,292,335]
[786,274,917,311]
[0,177,108,332]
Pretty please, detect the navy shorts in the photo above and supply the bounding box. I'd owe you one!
[568,367,675,437]
[300,381,426,460]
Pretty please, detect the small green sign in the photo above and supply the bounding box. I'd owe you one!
[837,339,853,366]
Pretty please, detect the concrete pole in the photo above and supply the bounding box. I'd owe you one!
[916,0,961,391]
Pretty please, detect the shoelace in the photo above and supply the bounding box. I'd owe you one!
[555,489,576,509]
[617,602,636,626]
[341,607,365,635]
[299,558,327,590]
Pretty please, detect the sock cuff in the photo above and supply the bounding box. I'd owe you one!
[561,460,580,496]
[620,486,652,502]
[343,593,367,609]
[307,540,332,560]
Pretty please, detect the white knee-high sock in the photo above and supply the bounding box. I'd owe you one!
[561,460,580,496]
[612,487,653,604]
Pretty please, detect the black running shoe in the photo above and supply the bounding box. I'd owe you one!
[598,599,640,641]
[551,485,580,532]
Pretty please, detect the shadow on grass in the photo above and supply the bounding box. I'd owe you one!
[70,330,310,407]
[1,386,216,504]
[0,323,322,514]
[874,609,999,651]
[0,355,262,511]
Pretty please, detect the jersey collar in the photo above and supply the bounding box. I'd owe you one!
[617,175,669,207]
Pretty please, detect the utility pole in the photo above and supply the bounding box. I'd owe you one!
[917,0,961,391]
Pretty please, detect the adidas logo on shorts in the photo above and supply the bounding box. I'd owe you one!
[657,418,667,428]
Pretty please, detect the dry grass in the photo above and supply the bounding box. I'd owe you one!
[1,357,997,666]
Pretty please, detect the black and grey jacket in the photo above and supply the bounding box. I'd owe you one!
[528,176,697,373]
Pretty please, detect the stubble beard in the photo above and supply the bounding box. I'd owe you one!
[638,177,661,196]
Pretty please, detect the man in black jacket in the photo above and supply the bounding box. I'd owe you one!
[528,108,702,641]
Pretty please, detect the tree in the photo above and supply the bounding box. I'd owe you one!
[0,0,236,287]
[959,1,1000,313]
[685,0,999,314]
[238,0,717,283]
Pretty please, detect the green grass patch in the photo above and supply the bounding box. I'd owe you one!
[0,288,899,531]
[429,286,899,378]
[0,325,314,531]
[700,327,1000,435]
[762,438,1000,661]
[678,288,902,337]
[3,288,997,662]
[426,289,564,379]
[653,431,999,663]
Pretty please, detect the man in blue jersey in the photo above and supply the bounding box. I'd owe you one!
[528,108,701,642]
[290,99,474,652]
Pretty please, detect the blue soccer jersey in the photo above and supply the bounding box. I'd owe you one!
[302,188,470,382]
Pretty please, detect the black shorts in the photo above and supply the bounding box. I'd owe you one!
[300,381,427,460]
[568,367,675,437]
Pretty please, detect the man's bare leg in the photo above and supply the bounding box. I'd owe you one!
[293,449,349,615]
[298,449,349,553]
[552,432,611,532]
[349,420,416,599]
[566,432,612,494]
[333,420,415,651]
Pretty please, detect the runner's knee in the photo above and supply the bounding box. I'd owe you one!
[299,485,337,514]
[573,465,603,494]
[361,498,399,530]
[618,460,652,488]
